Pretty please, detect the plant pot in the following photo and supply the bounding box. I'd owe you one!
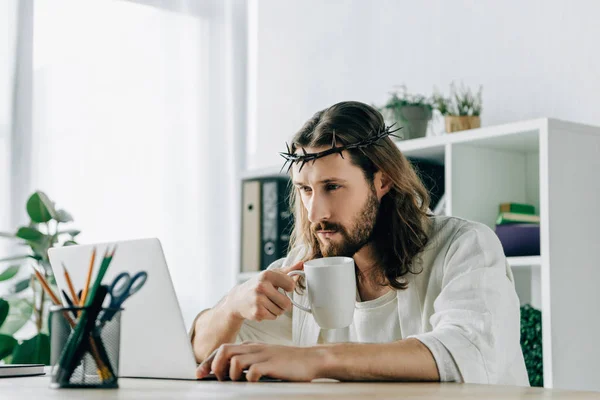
[393,105,432,140]
[444,115,481,133]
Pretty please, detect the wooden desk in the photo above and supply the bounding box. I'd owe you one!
[1,375,600,399]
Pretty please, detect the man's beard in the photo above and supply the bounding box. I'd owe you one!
[311,188,379,257]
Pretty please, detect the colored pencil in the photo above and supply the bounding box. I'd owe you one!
[56,247,117,384]
[62,262,80,305]
[79,247,97,307]
[31,267,61,306]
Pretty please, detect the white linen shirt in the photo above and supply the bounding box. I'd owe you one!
[232,216,529,385]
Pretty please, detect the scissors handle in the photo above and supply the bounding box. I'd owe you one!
[110,271,148,301]
[126,271,148,297]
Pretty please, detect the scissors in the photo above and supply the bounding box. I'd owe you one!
[98,271,148,326]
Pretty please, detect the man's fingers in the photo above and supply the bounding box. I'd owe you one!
[259,298,281,320]
[209,344,259,381]
[196,347,219,378]
[246,362,270,382]
[280,261,304,274]
[259,270,296,292]
[263,283,292,311]
[229,353,267,381]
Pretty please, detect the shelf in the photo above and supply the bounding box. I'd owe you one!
[507,256,541,268]
[243,118,550,174]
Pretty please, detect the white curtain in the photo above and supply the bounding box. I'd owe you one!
[1,0,34,267]
[0,1,18,255]
[27,0,246,328]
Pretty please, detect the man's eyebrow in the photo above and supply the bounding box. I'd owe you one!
[292,178,348,186]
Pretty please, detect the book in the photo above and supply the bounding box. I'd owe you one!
[499,202,535,215]
[495,224,540,257]
[496,212,540,225]
[0,364,45,378]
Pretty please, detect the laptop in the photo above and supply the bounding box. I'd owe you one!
[48,238,199,380]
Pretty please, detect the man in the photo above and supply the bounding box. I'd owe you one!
[190,101,529,385]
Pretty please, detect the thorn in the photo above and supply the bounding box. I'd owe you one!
[339,150,345,159]
[299,160,307,172]
[301,147,308,155]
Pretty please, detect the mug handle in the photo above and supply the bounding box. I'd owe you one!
[285,271,311,313]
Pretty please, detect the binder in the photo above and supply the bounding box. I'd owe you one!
[241,180,261,272]
[260,177,293,270]
[240,176,293,272]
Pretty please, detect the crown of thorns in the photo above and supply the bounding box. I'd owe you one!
[279,123,402,173]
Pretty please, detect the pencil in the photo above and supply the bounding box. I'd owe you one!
[31,267,61,306]
[79,247,97,307]
[62,262,80,305]
[31,266,112,383]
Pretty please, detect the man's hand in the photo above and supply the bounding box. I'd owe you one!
[225,261,304,322]
[196,342,325,382]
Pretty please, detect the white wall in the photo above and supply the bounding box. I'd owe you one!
[248,0,600,169]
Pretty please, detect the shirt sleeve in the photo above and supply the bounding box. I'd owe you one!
[189,247,306,346]
[409,222,525,385]
[417,334,463,382]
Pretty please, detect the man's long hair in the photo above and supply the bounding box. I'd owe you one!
[287,101,432,289]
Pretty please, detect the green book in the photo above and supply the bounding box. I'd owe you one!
[496,212,540,225]
[499,203,535,215]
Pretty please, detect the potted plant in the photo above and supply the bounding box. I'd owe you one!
[0,191,80,365]
[433,82,482,133]
[379,85,433,140]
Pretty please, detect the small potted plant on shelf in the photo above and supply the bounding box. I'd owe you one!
[433,82,482,133]
[379,85,433,140]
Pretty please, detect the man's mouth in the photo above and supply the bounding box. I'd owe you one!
[317,230,338,239]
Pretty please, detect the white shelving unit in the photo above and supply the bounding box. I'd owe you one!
[239,118,600,391]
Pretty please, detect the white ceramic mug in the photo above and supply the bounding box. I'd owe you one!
[285,257,356,329]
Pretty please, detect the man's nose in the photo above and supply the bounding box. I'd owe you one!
[307,193,331,223]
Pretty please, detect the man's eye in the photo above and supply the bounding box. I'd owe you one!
[326,184,340,191]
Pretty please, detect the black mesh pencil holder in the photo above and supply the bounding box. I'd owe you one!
[49,306,122,389]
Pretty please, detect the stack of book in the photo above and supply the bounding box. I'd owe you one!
[494,203,540,257]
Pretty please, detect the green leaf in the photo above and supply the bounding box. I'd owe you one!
[0,254,33,263]
[0,299,33,335]
[15,227,45,242]
[0,334,18,360]
[58,229,80,237]
[0,300,9,327]
[13,278,30,294]
[0,265,20,281]
[55,209,73,223]
[63,240,78,246]
[27,236,52,263]
[51,230,81,244]
[26,191,56,223]
[11,333,50,365]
